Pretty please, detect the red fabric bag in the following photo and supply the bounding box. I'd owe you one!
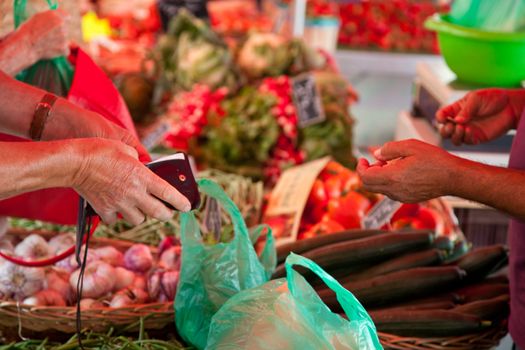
[0,48,139,225]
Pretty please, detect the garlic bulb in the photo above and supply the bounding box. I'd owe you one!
[45,268,72,303]
[124,244,153,272]
[147,269,161,300]
[48,233,75,254]
[132,274,147,290]
[0,261,45,300]
[113,267,135,291]
[23,289,66,307]
[109,288,149,308]
[14,234,51,261]
[159,246,181,270]
[95,246,124,267]
[161,270,179,300]
[57,248,99,273]
[79,298,105,310]
[109,293,132,308]
[148,269,179,301]
[69,261,115,299]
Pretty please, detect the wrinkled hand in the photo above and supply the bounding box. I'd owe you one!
[43,100,151,162]
[356,139,460,203]
[71,139,191,225]
[20,10,69,61]
[436,89,519,146]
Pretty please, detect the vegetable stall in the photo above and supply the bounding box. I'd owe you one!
[0,1,514,349]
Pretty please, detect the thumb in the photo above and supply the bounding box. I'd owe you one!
[374,140,416,161]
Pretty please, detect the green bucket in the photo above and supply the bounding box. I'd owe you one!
[425,14,525,87]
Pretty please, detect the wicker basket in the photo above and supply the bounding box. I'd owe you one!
[0,229,175,337]
[378,322,508,350]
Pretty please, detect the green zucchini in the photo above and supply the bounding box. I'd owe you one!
[319,266,466,309]
[342,248,446,283]
[456,283,509,304]
[276,229,386,263]
[453,295,509,320]
[433,235,454,252]
[454,244,508,281]
[369,309,491,337]
[297,232,433,273]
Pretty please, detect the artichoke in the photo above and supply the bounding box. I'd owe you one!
[152,10,240,92]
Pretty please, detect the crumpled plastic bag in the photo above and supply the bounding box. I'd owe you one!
[206,253,383,350]
[175,179,276,350]
[450,0,525,32]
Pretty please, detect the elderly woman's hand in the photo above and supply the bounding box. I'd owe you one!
[20,9,70,62]
[70,138,191,225]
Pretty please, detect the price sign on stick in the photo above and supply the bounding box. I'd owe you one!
[362,197,402,229]
[292,74,326,128]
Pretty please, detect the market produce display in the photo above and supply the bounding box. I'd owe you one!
[273,230,508,340]
[141,11,357,183]
[268,160,455,241]
[338,0,450,53]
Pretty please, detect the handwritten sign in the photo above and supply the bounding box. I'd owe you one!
[362,197,402,229]
[292,74,326,128]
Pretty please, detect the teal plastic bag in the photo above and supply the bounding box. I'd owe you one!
[450,0,525,32]
[207,253,383,350]
[175,179,276,350]
[14,0,74,96]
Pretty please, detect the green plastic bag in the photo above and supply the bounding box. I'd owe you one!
[450,0,525,32]
[206,253,383,350]
[14,0,74,96]
[175,179,276,350]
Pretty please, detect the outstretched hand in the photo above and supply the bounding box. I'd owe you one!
[356,139,460,203]
[436,89,520,145]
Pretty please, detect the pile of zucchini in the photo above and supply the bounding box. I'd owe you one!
[275,230,509,338]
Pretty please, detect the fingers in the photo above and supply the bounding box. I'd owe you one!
[451,124,465,146]
[439,122,455,139]
[118,206,146,226]
[139,195,174,221]
[112,125,151,163]
[356,158,390,187]
[147,175,191,213]
[98,210,118,226]
[436,99,463,123]
[374,140,418,162]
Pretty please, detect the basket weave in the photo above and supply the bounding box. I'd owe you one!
[0,230,174,335]
[378,322,508,350]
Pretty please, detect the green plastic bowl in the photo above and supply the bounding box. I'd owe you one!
[425,14,525,87]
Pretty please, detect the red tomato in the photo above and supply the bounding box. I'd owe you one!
[391,218,428,230]
[328,192,371,229]
[303,179,328,223]
[391,203,421,222]
[319,161,352,181]
[391,207,441,231]
[298,219,345,240]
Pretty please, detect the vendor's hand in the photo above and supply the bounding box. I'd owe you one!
[42,99,151,162]
[356,139,460,203]
[19,10,69,62]
[436,89,519,146]
[70,139,191,225]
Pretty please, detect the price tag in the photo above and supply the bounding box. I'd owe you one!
[292,74,326,128]
[141,122,170,151]
[362,197,402,229]
[203,198,222,241]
